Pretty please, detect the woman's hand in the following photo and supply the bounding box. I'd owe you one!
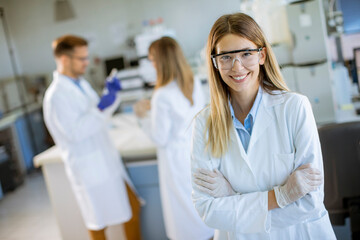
[134,99,151,118]
[194,168,237,198]
[274,163,323,208]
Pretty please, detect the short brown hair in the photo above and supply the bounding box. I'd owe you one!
[52,35,88,57]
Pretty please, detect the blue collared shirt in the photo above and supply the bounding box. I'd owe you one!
[62,74,84,93]
[229,87,263,153]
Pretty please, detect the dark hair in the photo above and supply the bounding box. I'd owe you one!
[52,35,88,57]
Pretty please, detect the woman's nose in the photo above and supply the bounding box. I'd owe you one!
[231,57,244,70]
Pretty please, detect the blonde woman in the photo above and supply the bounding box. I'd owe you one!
[134,37,214,240]
[191,13,336,239]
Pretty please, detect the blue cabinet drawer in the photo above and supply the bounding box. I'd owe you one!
[127,161,159,187]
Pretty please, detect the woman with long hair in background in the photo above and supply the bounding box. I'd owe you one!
[134,36,214,240]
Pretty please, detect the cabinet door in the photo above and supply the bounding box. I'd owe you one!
[295,63,336,123]
[127,161,167,240]
[286,0,328,64]
[281,66,298,92]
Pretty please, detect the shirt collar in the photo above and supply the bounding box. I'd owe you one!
[57,72,84,91]
[229,86,263,124]
[56,71,80,82]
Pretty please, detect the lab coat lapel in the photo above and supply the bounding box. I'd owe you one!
[229,123,253,174]
[230,124,247,158]
[55,72,90,104]
[247,91,284,153]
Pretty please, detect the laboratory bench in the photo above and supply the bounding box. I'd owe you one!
[0,103,48,198]
[33,113,167,240]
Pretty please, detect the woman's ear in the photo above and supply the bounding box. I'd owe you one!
[259,47,266,65]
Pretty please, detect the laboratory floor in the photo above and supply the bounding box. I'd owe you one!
[0,171,61,240]
[0,170,352,240]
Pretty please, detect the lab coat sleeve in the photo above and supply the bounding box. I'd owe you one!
[191,112,270,234]
[139,91,172,147]
[48,93,106,143]
[270,96,325,228]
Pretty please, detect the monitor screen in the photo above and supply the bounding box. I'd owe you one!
[104,57,125,76]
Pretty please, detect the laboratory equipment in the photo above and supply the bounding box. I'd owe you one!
[280,66,298,92]
[286,0,329,65]
[285,0,337,124]
[0,122,25,193]
[294,62,336,123]
[104,56,125,76]
[106,69,122,92]
[0,145,13,193]
[134,26,175,83]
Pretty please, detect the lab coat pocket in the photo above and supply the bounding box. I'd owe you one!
[302,213,336,240]
[72,151,109,187]
[273,153,295,185]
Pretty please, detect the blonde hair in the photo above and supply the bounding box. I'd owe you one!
[149,37,194,105]
[206,13,289,157]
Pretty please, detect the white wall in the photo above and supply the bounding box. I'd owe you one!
[0,0,239,79]
[0,0,18,79]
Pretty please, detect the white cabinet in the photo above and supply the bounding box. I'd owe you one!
[281,62,336,124]
[286,0,329,64]
[295,63,336,123]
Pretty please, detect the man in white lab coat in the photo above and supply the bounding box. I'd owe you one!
[43,35,141,240]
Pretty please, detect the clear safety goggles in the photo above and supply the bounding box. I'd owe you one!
[211,48,263,70]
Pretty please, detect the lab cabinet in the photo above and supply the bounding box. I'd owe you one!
[0,104,49,173]
[281,66,298,92]
[281,63,336,124]
[294,62,336,124]
[127,160,167,240]
[286,0,329,64]
[0,145,15,193]
[5,108,48,171]
[0,122,25,192]
[27,108,49,154]
[13,115,36,170]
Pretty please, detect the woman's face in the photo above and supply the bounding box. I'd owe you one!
[214,34,265,96]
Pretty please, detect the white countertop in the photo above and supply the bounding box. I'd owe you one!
[33,113,156,167]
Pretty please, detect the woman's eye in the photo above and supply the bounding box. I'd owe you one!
[220,55,231,61]
[242,52,252,57]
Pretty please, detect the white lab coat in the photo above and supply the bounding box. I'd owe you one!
[43,71,134,230]
[139,79,214,240]
[191,90,336,240]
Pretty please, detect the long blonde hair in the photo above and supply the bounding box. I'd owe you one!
[149,37,194,105]
[206,13,289,157]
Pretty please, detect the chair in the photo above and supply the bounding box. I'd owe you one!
[318,121,360,240]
